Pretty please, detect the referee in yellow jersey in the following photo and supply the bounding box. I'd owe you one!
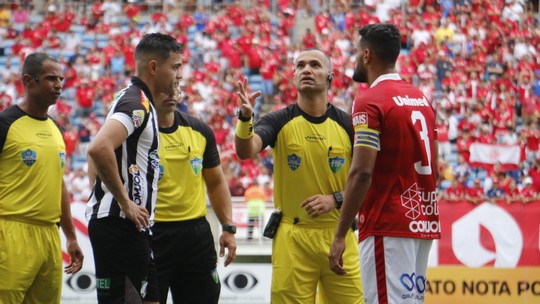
[235,48,363,303]
[152,85,237,304]
[0,53,83,304]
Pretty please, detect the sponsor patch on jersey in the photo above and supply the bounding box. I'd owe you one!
[141,93,150,112]
[59,152,66,169]
[149,150,160,169]
[132,110,145,128]
[35,131,52,139]
[287,153,301,171]
[190,157,203,175]
[328,156,345,173]
[129,165,139,174]
[305,134,326,142]
[352,112,368,128]
[158,164,164,180]
[21,149,37,167]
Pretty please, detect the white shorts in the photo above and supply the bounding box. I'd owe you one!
[359,236,433,304]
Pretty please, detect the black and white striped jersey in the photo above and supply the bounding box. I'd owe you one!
[86,77,160,225]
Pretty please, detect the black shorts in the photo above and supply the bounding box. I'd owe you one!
[152,217,220,304]
[88,217,159,304]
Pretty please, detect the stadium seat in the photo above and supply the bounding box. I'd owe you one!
[70,24,86,34]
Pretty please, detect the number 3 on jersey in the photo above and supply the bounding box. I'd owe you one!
[411,111,432,175]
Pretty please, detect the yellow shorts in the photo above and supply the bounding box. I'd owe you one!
[271,222,364,304]
[0,219,62,304]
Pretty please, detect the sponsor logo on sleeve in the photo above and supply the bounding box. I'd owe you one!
[352,112,368,128]
[59,152,66,169]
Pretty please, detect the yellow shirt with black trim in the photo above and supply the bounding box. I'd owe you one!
[155,110,221,222]
[0,105,66,225]
[255,103,353,225]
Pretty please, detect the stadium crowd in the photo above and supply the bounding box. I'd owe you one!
[0,0,539,204]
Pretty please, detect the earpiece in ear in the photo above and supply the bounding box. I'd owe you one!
[327,74,333,83]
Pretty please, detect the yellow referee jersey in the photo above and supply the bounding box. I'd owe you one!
[155,111,220,222]
[255,103,352,226]
[0,106,66,225]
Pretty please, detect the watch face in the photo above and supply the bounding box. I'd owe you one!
[224,225,236,234]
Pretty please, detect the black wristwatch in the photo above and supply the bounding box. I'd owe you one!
[237,109,252,122]
[222,224,237,234]
[333,192,344,209]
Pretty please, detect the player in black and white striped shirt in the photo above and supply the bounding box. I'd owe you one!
[86,33,183,304]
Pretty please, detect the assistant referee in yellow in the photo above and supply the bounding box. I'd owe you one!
[0,53,83,303]
[152,85,237,304]
[235,48,363,303]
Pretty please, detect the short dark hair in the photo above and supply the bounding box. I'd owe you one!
[358,24,401,67]
[134,33,184,63]
[21,53,58,78]
[298,47,333,71]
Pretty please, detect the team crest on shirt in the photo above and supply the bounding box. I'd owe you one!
[328,156,344,173]
[190,157,202,175]
[132,110,145,128]
[287,153,301,171]
[21,149,37,167]
[352,112,368,128]
[59,152,66,169]
[158,165,164,180]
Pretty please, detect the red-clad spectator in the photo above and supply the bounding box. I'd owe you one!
[63,123,79,163]
[63,61,78,90]
[521,122,540,162]
[75,79,96,117]
[0,90,13,112]
[437,119,451,160]
[224,43,243,69]
[90,2,103,21]
[505,179,521,203]
[456,131,474,163]
[123,3,140,21]
[9,37,24,57]
[151,11,168,23]
[314,11,330,34]
[520,176,539,203]
[245,43,263,75]
[465,179,487,204]
[443,179,466,201]
[227,2,245,27]
[121,43,135,72]
[301,28,317,48]
[476,124,497,144]
[421,5,440,24]
[4,24,17,39]
[344,11,356,33]
[398,55,416,83]
[53,13,72,32]
[46,31,62,49]
[458,113,475,134]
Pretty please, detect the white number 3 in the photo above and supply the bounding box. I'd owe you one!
[411,111,432,175]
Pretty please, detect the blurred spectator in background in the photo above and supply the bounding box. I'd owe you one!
[244,183,266,240]
[465,179,487,204]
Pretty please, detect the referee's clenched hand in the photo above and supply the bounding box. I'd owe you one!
[122,200,150,231]
[219,232,237,266]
